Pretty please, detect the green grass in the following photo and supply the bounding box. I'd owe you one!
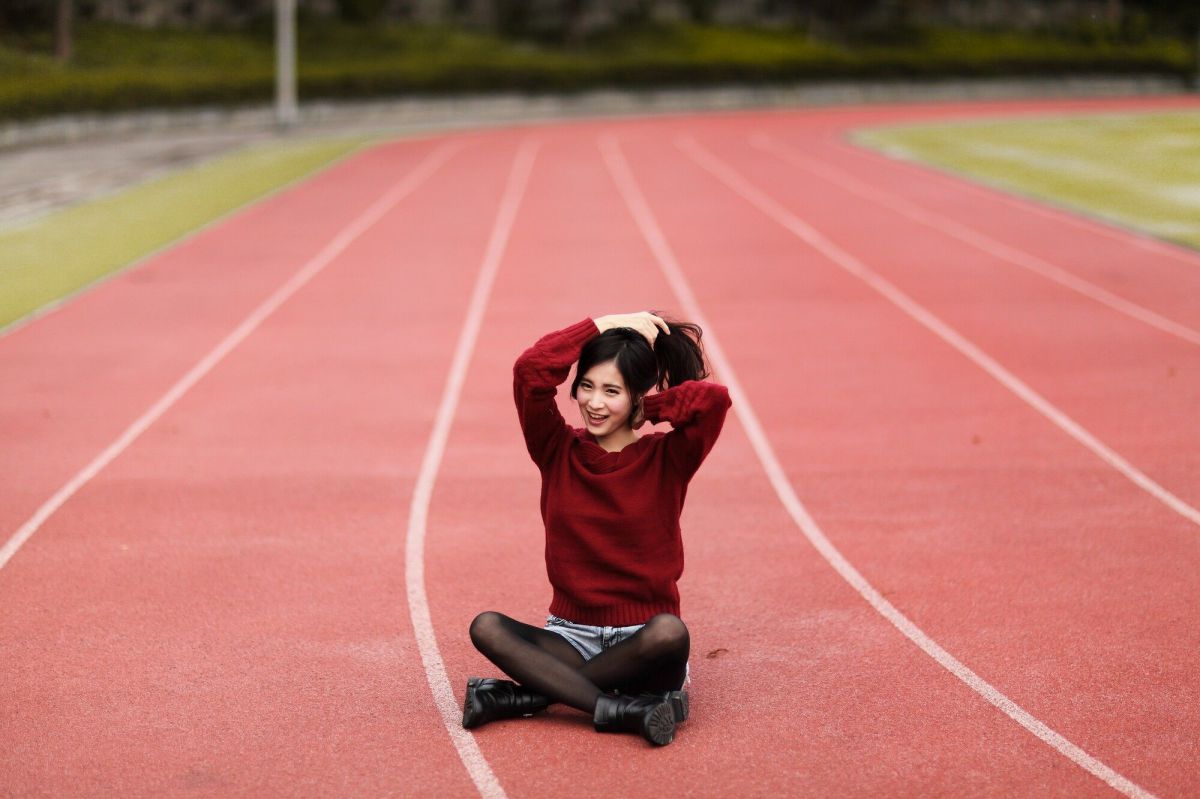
[0,21,1191,118]
[0,135,372,331]
[854,110,1200,250]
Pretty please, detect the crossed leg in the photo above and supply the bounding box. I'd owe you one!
[468,611,690,714]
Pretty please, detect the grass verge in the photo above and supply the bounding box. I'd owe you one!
[0,134,372,332]
[854,109,1200,250]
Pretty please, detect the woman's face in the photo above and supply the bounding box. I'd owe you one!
[576,359,634,439]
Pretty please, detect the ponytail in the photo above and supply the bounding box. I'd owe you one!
[652,317,709,390]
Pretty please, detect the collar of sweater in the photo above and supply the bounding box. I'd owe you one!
[572,428,663,472]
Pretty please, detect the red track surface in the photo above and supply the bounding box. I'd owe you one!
[2,96,1198,797]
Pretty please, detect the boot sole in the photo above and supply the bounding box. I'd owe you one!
[665,690,689,723]
[642,702,676,746]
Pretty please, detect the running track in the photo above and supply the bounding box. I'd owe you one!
[2,96,1198,797]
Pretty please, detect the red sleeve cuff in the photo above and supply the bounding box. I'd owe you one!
[566,318,601,343]
[641,391,667,418]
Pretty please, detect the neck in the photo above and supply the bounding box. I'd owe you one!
[594,427,639,453]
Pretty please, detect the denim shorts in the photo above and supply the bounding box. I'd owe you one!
[544,614,644,660]
[544,614,690,687]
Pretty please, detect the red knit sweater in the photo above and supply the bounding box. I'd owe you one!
[513,319,732,627]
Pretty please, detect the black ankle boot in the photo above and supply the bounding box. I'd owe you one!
[593,693,676,746]
[462,678,549,730]
[662,689,689,723]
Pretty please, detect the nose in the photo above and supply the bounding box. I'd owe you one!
[587,395,605,409]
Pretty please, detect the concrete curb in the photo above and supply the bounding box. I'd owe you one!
[0,74,1188,150]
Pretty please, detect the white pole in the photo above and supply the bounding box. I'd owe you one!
[275,0,298,127]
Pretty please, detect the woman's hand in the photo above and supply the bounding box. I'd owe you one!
[593,311,670,347]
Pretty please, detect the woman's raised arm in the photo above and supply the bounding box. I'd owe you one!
[641,380,731,477]
[512,318,599,469]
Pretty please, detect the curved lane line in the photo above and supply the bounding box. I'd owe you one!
[751,134,1200,347]
[404,138,540,799]
[0,139,382,342]
[599,134,1158,799]
[676,135,1200,530]
[0,142,462,573]
[833,135,1200,268]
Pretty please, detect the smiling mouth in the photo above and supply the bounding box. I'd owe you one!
[586,412,607,425]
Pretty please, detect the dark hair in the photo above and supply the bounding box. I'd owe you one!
[570,316,709,402]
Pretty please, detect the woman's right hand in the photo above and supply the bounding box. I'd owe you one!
[593,311,670,346]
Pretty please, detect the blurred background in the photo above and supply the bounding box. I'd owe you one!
[1,1,1197,122]
[3,0,1197,335]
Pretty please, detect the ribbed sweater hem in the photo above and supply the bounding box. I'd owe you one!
[549,594,680,627]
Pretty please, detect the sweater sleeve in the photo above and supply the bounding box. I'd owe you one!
[513,318,599,470]
[641,379,732,477]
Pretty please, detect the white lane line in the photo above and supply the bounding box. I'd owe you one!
[0,141,461,572]
[599,134,1159,799]
[676,135,1200,530]
[751,134,1200,348]
[404,138,539,799]
[0,138,383,342]
[836,135,1200,268]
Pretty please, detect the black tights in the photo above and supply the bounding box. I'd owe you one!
[468,611,690,715]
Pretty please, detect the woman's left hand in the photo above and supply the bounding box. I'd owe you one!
[593,311,669,347]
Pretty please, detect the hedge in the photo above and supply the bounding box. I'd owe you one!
[0,23,1192,120]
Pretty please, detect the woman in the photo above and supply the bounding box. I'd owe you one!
[463,311,731,746]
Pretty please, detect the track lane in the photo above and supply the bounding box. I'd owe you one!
[751,133,1200,346]
[422,126,1113,797]
[0,142,465,574]
[616,120,1197,795]
[0,134,528,795]
[823,124,1200,325]
[4,96,1197,798]
[836,130,1200,267]
[0,137,445,549]
[683,128,1200,517]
